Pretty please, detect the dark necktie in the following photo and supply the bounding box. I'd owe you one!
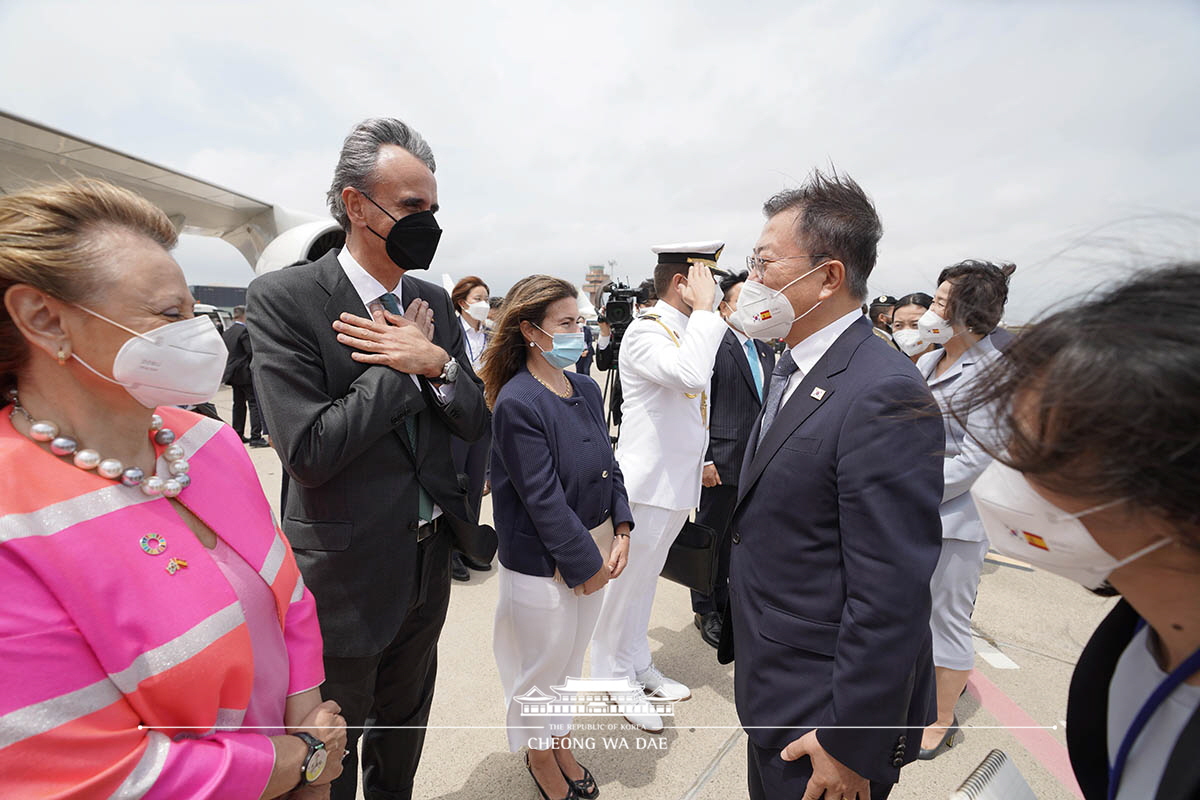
[380,292,434,523]
[758,350,799,446]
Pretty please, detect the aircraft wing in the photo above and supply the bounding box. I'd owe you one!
[0,109,334,270]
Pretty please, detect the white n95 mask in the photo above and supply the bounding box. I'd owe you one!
[892,328,928,356]
[464,300,490,323]
[917,308,954,344]
[970,461,1170,591]
[734,264,827,341]
[72,307,228,409]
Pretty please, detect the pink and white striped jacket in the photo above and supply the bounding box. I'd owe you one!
[0,407,324,798]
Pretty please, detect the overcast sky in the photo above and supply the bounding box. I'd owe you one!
[1,0,1197,322]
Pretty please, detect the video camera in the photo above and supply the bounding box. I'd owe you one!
[599,280,653,334]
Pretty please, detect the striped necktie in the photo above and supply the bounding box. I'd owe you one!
[757,350,799,447]
[380,292,434,523]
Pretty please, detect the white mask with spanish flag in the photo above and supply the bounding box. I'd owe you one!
[735,263,827,342]
[917,308,954,344]
[970,461,1170,590]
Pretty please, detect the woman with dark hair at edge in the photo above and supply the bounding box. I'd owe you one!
[915,260,1016,758]
[449,274,494,581]
[957,262,1200,799]
[482,276,633,800]
[890,291,936,362]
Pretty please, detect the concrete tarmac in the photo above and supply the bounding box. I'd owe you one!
[220,387,1109,799]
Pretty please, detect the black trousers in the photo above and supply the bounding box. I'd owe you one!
[230,382,263,440]
[691,483,738,616]
[747,738,894,800]
[323,527,453,800]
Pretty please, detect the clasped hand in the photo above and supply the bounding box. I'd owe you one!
[333,298,447,378]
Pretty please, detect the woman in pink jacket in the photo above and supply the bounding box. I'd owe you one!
[0,179,346,799]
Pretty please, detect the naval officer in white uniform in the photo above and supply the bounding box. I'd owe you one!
[590,241,729,733]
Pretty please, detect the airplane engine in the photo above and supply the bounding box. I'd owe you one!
[253,218,344,275]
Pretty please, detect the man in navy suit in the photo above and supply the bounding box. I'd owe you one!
[719,170,944,800]
[692,269,774,647]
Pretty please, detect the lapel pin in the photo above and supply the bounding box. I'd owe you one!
[811,387,826,400]
[165,557,189,575]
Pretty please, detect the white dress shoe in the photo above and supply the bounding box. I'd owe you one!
[608,690,664,734]
[636,664,691,702]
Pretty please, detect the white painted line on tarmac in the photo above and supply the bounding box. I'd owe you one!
[677,728,745,800]
[974,635,1020,669]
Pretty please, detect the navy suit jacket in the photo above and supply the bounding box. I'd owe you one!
[704,328,774,483]
[490,369,635,587]
[575,324,595,374]
[721,316,944,784]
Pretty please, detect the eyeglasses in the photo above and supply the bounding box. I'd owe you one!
[746,254,829,276]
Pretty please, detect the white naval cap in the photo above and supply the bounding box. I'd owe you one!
[651,240,726,268]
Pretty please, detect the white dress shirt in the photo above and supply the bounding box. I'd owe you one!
[779,308,863,407]
[459,314,487,373]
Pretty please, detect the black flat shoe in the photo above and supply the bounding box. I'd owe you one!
[526,752,579,800]
[460,553,493,571]
[918,716,960,760]
[560,760,599,799]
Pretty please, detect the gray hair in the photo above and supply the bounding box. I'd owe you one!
[326,118,437,231]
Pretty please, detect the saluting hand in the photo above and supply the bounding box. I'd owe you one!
[680,262,716,313]
[333,312,448,378]
[782,730,871,800]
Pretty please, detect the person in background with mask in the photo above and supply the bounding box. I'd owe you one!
[481,275,633,800]
[247,118,488,800]
[890,291,936,362]
[449,275,495,581]
[911,260,1014,759]
[962,263,1200,800]
[589,242,727,734]
[721,170,943,800]
[0,179,346,798]
[692,269,774,648]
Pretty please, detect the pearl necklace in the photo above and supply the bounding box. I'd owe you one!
[7,388,192,498]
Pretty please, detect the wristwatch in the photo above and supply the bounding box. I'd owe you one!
[292,731,327,787]
[435,358,460,384]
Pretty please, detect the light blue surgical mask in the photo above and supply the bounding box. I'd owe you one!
[533,324,586,369]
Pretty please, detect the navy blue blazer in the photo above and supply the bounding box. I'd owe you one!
[704,329,774,483]
[491,368,635,587]
[575,324,595,374]
[721,316,944,785]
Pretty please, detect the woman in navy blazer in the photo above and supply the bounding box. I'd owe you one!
[480,276,633,800]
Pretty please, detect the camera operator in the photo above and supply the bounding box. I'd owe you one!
[590,241,727,733]
[596,279,656,427]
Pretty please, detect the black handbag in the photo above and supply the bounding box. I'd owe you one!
[446,517,498,565]
[660,519,719,596]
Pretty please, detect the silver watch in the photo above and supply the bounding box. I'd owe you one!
[437,359,459,384]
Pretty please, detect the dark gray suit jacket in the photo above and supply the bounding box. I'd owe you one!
[704,329,773,483]
[720,316,944,785]
[246,251,488,658]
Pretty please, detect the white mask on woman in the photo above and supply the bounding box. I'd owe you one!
[917,308,954,344]
[970,461,1171,591]
[71,307,228,409]
[463,300,490,323]
[892,328,928,356]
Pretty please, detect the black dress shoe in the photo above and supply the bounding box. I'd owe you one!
[918,716,960,760]
[246,437,270,448]
[694,612,722,649]
[450,552,470,582]
[460,553,493,571]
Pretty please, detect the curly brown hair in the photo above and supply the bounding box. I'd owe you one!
[478,275,577,407]
[937,260,1016,336]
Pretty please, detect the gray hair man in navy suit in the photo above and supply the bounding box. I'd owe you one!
[719,169,944,800]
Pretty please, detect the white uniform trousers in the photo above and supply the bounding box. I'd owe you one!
[589,503,692,681]
[494,565,605,752]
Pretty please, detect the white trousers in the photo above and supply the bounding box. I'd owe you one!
[494,565,605,752]
[589,503,692,681]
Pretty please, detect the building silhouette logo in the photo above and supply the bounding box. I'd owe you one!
[515,677,675,717]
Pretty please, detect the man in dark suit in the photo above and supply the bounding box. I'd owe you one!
[692,269,773,648]
[246,117,487,800]
[221,305,267,446]
[575,317,595,375]
[719,169,944,800]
